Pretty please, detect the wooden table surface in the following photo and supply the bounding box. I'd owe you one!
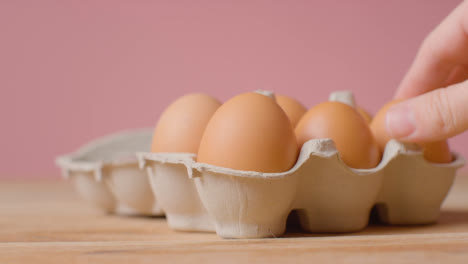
[1,174,468,263]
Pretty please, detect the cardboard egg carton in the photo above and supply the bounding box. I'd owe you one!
[56,129,164,216]
[138,91,465,238]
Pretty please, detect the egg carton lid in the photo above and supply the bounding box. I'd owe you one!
[56,128,153,180]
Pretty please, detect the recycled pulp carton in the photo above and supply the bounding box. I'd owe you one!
[138,91,465,238]
[56,129,163,216]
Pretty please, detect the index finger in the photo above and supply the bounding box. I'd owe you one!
[395,1,468,99]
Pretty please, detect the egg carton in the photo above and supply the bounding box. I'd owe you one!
[56,129,164,216]
[138,91,465,238]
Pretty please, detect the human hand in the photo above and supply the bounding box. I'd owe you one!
[386,1,468,143]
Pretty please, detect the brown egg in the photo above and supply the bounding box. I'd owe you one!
[421,141,453,163]
[276,95,307,128]
[197,92,298,173]
[370,100,402,152]
[151,93,221,154]
[370,100,452,163]
[358,107,372,124]
[295,101,381,169]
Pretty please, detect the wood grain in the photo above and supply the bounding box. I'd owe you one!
[1,175,468,263]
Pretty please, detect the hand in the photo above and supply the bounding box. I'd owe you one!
[386,1,468,143]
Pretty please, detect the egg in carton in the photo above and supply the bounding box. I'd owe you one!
[138,91,464,238]
[56,129,164,216]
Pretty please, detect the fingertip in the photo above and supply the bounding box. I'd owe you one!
[385,102,416,140]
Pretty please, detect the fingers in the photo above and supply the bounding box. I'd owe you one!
[387,79,468,142]
[395,1,468,99]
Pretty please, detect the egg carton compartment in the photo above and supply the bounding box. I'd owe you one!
[139,139,463,238]
[138,91,464,238]
[56,129,164,216]
[140,153,215,232]
[376,143,464,224]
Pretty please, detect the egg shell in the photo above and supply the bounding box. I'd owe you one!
[138,91,465,238]
[358,107,373,124]
[152,93,221,154]
[422,141,453,163]
[371,100,403,152]
[56,129,163,216]
[295,101,381,169]
[275,95,307,128]
[197,92,298,173]
[370,100,452,163]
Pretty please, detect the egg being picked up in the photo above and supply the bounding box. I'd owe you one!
[370,100,452,163]
[151,93,221,154]
[295,101,381,169]
[197,92,298,173]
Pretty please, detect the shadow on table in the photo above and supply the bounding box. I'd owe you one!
[282,209,468,238]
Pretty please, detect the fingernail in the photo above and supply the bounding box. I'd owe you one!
[386,102,416,139]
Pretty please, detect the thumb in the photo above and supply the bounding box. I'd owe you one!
[387,79,468,142]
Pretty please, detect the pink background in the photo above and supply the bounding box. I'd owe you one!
[1,0,465,179]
